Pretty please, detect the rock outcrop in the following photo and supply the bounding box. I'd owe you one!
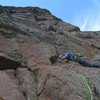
[0,5,100,100]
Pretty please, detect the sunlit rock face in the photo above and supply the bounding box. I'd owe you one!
[0,5,100,100]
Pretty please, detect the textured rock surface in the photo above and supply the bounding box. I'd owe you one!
[0,70,25,100]
[0,5,100,100]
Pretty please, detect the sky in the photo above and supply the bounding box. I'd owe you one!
[0,0,100,31]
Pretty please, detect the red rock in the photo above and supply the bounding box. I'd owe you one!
[0,6,99,100]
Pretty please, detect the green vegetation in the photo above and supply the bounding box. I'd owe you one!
[80,75,93,100]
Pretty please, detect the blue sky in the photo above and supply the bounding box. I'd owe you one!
[0,0,100,31]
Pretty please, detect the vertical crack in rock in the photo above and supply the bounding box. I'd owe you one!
[0,53,28,100]
[0,69,26,100]
[16,68,39,100]
[37,73,50,97]
[14,69,27,100]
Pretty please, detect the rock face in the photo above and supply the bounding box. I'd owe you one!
[0,5,100,100]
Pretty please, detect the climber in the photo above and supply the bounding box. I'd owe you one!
[59,52,83,62]
[59,52,100,68]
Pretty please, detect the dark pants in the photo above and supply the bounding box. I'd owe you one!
[78,58,100,68]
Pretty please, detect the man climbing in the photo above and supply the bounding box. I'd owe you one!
[58,52,100,68]
[59,52,82,62]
